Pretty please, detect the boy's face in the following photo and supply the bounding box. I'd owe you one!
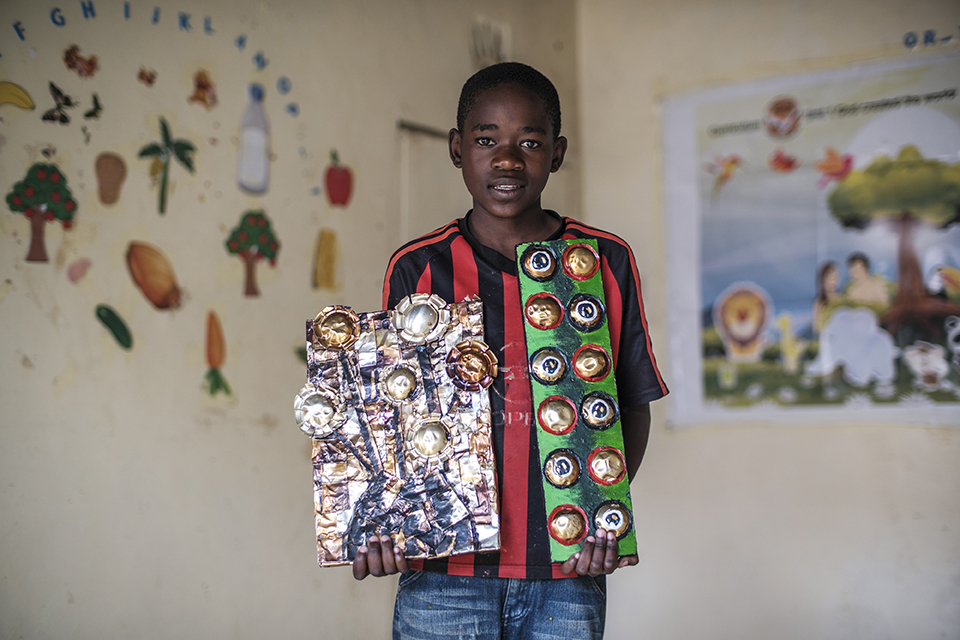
[449,83,567,223]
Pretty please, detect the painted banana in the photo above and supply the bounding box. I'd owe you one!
[0,82,35,110]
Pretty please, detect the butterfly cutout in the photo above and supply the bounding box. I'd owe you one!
[84,93,102,119]
[138,67,157,86]
[42,82,77,125]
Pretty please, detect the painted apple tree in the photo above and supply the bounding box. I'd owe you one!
[225,210,280,297]
[828,144,960,339]
[5,163,77,262]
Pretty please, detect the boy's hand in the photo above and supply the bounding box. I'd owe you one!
[352,534,409,580]
[560,529,639,576]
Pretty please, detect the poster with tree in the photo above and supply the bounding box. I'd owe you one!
[663,52,960,426]
[5,162,77,262]
[225,210,280,297]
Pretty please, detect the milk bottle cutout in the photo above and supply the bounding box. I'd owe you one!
[238,83,269,193]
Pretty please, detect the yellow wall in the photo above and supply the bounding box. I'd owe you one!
[577,1,960,638]
[0,1,577,638]
[2,0,959,638]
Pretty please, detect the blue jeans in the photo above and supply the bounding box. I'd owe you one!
[393,571,606,640]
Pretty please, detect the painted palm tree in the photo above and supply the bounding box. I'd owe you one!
[138,117,196,214]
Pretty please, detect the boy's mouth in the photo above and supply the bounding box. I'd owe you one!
[490,182,523,194]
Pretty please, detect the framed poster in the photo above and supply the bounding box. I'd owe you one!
[663,52,960,426]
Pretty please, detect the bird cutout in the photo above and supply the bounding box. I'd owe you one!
[41,82,77,125]
[83,93,102,119]
[137,67,157,86]
[767,148,800,173]
[63,45,98,79]
[0,81,35,110]
[704,154,744,194]
[81,126,91,145]
[815,147,853,188]
[187,70,217,110]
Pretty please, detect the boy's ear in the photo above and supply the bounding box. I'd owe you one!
[449,128,463,169]
[551,136,568,173]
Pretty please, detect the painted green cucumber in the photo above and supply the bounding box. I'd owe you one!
[96,304,132,349]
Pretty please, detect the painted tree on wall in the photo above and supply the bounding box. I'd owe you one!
[5,163,77,262]
[225,210,280,297]
[828,145,960,337]
[138,117,195,215]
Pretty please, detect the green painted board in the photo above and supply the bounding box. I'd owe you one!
[516,238,637,561]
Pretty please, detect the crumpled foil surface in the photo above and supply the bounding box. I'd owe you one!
[298,296,500,566]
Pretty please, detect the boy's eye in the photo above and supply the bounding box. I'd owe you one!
[521,140,541,149]
[476,137,494,146]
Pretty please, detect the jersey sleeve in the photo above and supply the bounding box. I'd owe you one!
[602,240,669,407]
[382,249,423,310]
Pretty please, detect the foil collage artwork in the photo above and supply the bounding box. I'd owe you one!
[516,238,639,561]
[295,295,500,566]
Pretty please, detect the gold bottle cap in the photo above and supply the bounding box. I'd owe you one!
[393,293,451,344]
[561,243,600,280]
[594,501,631,538]
[548,505,588,545]
[294,382,345,437]
[446,340,498,390]
[580,391,618,429]
[524,293,563,331]
[537,396,578,435]
[520,244,558,281]
[588,447,626,485]
[381,365,419,402]
[543,449,581,488]
[408,418,451,458]
[529,347,568,385]
[312,306,360,350]
[573,345,611,382]
[568,294,605,333]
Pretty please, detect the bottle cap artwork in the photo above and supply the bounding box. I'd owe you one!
[296,294,500,566]
[516,239,638,560]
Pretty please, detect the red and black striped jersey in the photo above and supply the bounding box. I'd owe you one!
[382,212,668,579]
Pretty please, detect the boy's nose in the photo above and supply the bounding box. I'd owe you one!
[492,148,524,171]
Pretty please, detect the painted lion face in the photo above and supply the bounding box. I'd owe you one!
[717,288,767,346]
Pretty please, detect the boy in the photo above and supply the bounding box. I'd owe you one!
[355,62,668,639]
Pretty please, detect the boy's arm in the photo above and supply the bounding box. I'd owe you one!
[621,403,651,483]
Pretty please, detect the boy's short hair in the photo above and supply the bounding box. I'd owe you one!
[456,62,562,139]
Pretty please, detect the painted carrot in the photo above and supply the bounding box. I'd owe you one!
[205,311,231,395]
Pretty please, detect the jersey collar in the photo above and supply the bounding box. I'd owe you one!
[459,210,566,276]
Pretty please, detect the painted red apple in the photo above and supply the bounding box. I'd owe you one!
[325,149,353,207]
